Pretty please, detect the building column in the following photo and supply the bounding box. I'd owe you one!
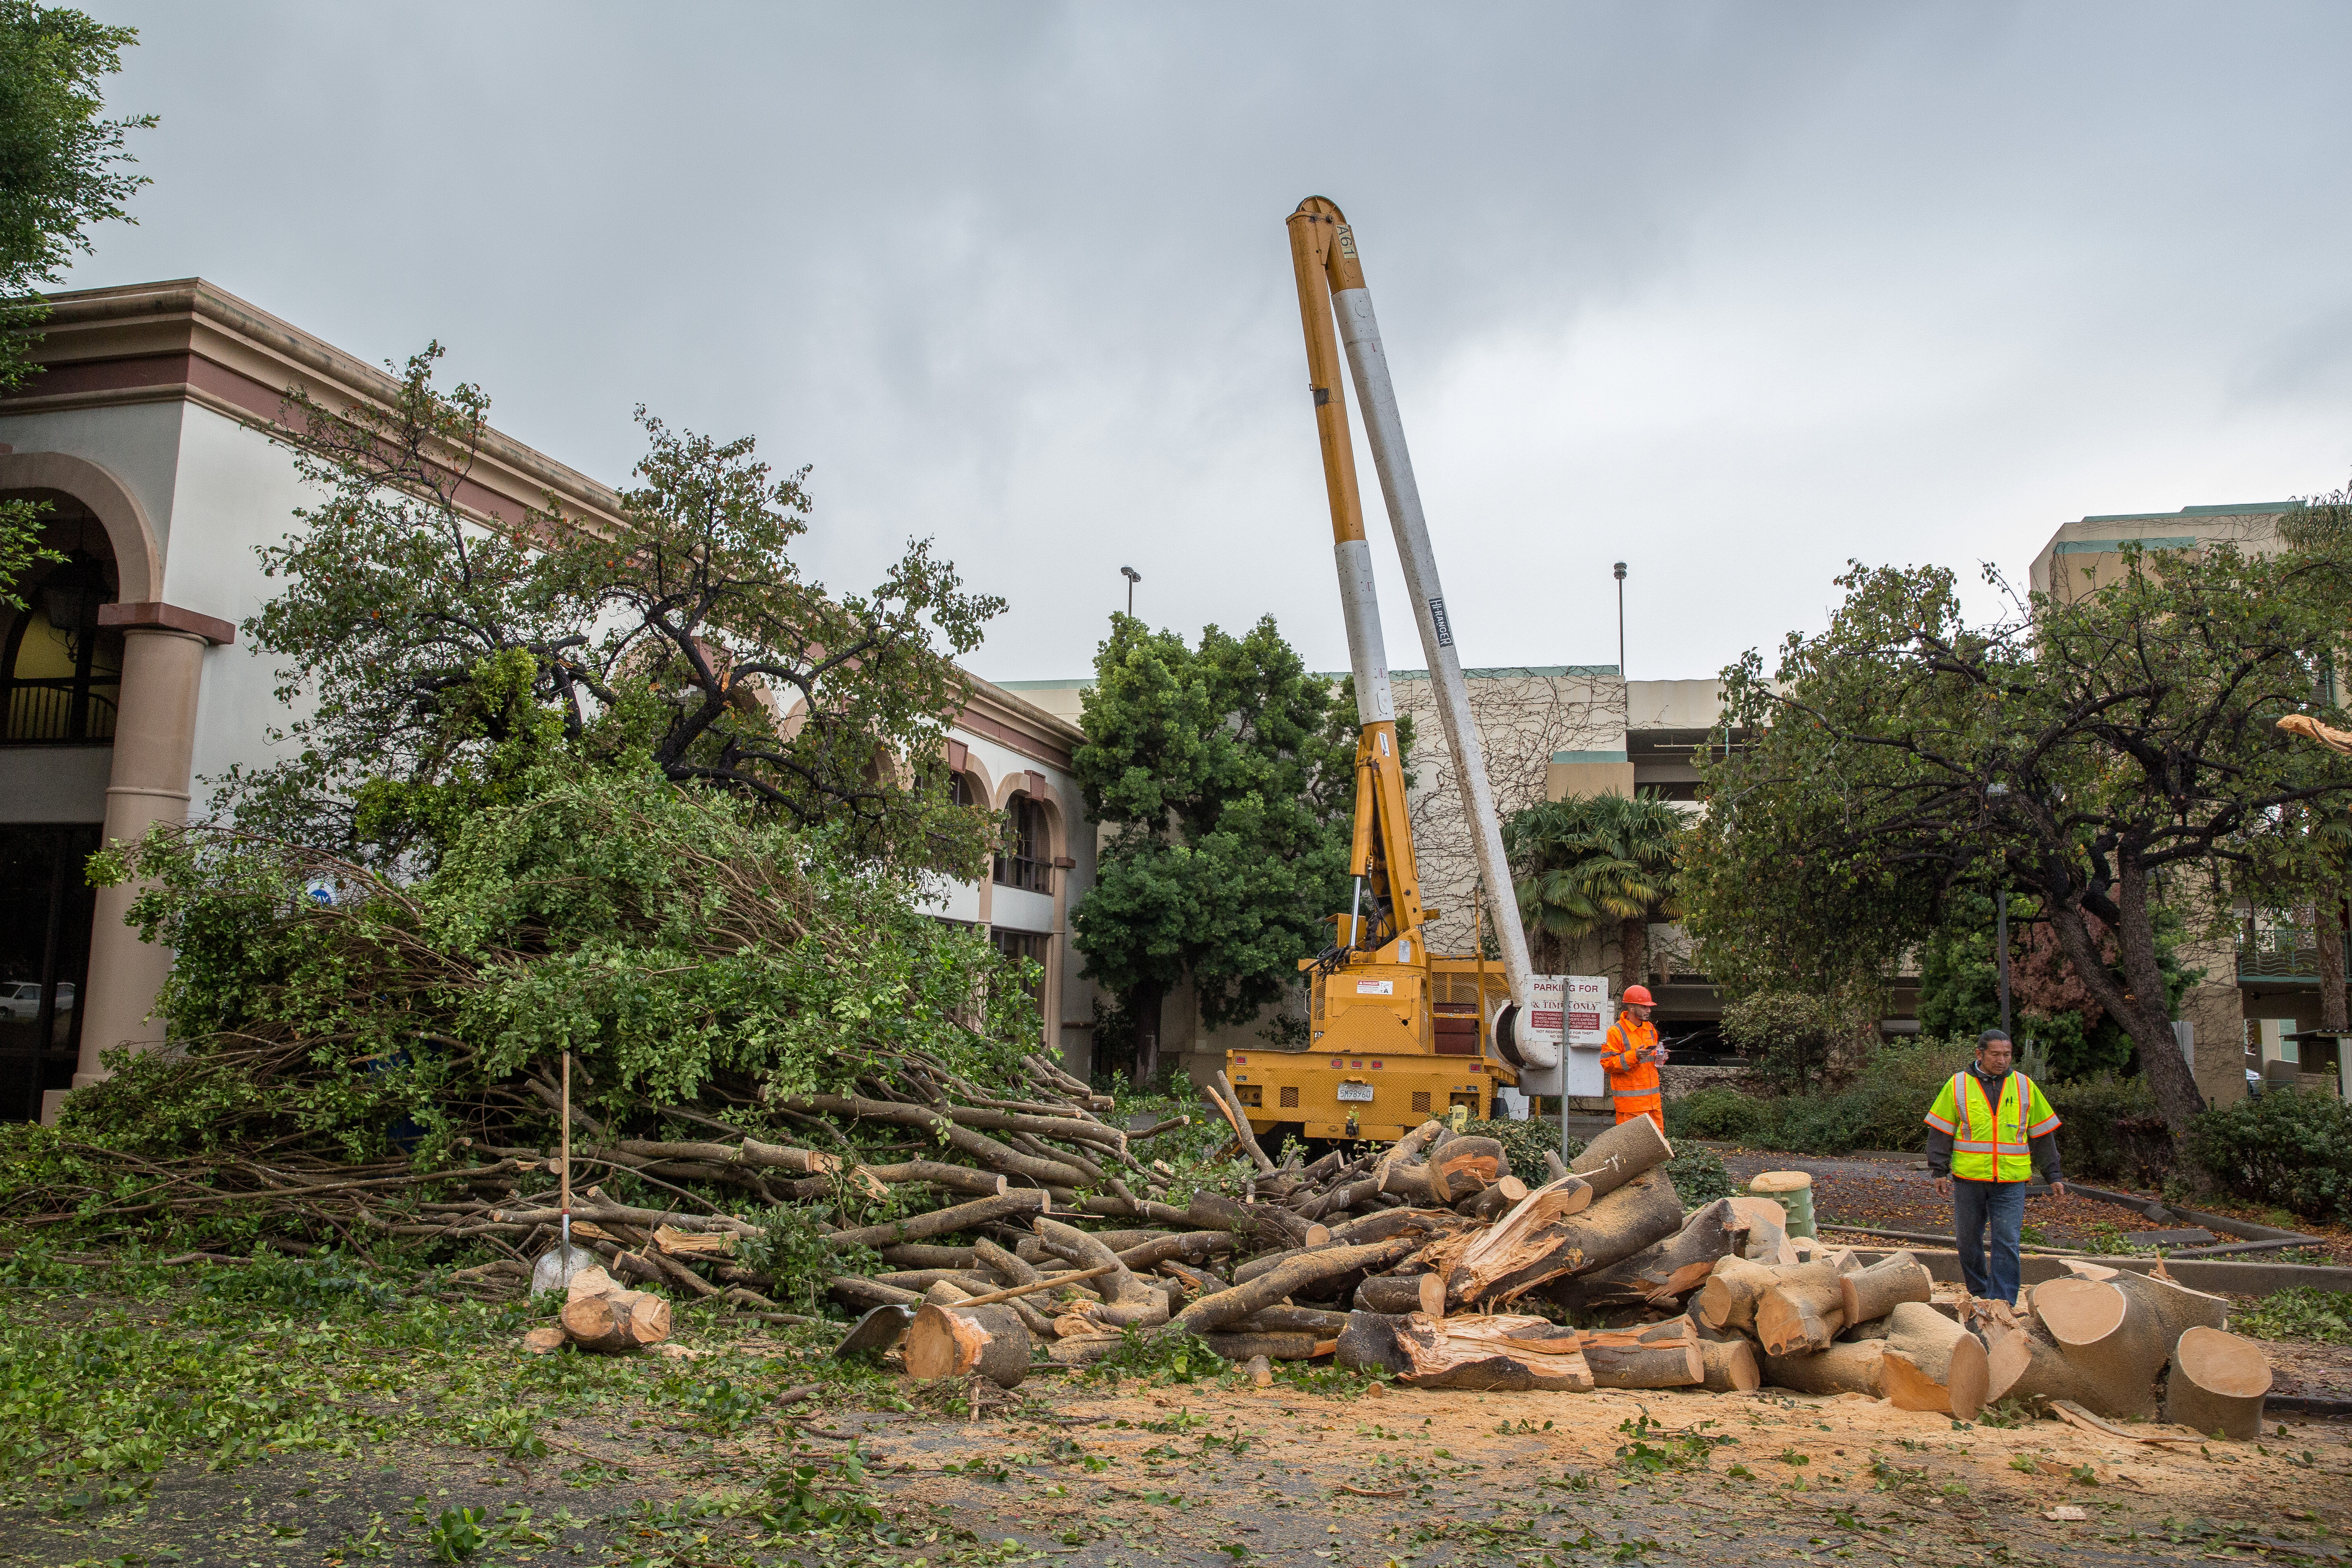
[67,604,232,1100]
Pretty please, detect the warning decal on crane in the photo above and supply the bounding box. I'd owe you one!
[1355,979,1394,995]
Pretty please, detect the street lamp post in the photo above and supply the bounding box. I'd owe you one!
[1613,562,1628,678]
[1120,566,1140,617]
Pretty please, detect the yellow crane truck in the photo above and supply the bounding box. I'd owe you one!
[1226,198,1562,1145]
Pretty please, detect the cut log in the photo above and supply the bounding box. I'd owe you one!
[1567,1113,1673,1202]
[1326,1207,1460,1247]
[828,1274,921,1311]
[1982,1319,2104,1410]
[1692,1327,1762,1393]
[1033,1218,1169,1327]
[1354,1273,1448,1317]
[1755,1261,1847,1356]
[2034,1277,2167,1419]
[520,1325,568,1355]
[1043,1329,1318,1367]
[2161,1326,2271,1441]
[1762,1339,1884,1397]
[559,1285,673,1353]
[904,1301,1032,1388]
[881,1243,981,1270]
[1182,1190,1313,1249]
[1879,1301,1989,1419]
[828,1190,1046,1250]
[1581,1323,1705,1390]
[1839,1252,1932,1326]
[2107,1270,2230,1348]
[1692,1254,1776,1333]
[1542,1149,1570,1182]
[1460,1176,1530,1221]
[1553,1198,1742,1313]
[1225,1305,1353,1336]
[1381,1137,1507,1206]
[1334,1311,1595,1392]
[1172,1234,1423,1335]
[1444,1171,1682,1306]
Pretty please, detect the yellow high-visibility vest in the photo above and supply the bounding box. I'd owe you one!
[1923,1069,2059,1183]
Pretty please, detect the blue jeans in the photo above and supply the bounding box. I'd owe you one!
[1952,1178,2027,1305]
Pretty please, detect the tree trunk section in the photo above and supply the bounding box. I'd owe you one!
[1550,1198,1742,1314]
[1692,1254,1778,1334]
[1839,1252,1932,1325]
[1755,1261,1849,1356]
[1762,1340,1885,1397]
[1621,916,1648,996]
[1879,1300,1989,1419]
[1445,1171,1683,1306]
[1690,1321,1762,1392]
[2163,1325,2272,1441]
[1582,1321,1705,1390]
[2033,1276,2167,1419]
[1354,1273,1447,1316]
[1567,1114,1674,1202]
[1172,1234,1421,1334]
[2322,897,2350,1033]
[1982,1317,2103,1410]
[1334,1311,1594,1392]
[906,1302,1032,1387]
[1033,1217,1167,1327]
[1129,980,1164,1089]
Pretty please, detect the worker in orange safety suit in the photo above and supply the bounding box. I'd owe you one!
[1601,984,1667,1128]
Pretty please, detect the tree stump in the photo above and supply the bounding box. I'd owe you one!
[2034,1277,2167,1419]
[1762,1339,1885,1397]
[1880,1300,1989,1419]
[2163,1325,2271,1441]
[1839,1252,1932,1326]
[559,1284,673,1353]
[905,1302,1033,1388]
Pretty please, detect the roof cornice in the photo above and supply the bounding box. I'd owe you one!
[6,278,627,531]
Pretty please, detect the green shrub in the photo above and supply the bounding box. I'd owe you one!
[2189,1089,2352,1224]
[2048,1075,2171,1187]
[1665,1086,1772,1144]
[1661,1145,1735,1207]
[2234,1287,2352,1345]
[1466,1116,1567,1185]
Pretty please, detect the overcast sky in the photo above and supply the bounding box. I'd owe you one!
[68,2,2352,686]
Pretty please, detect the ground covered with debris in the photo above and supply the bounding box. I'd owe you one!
[7,1256,2352,1568]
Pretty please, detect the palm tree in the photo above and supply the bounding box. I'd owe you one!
[1503,791,1687,993]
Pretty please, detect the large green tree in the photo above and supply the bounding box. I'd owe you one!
[1688,533,2352,1140]
[0,1,151,605]
[226,346,1003,877]
[1503,790,1686,992]
[1068,614,1358,1085]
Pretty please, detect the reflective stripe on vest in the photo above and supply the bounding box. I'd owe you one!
[1610,1087,1660,1099]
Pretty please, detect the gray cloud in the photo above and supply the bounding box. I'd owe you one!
[72,1,2352,684]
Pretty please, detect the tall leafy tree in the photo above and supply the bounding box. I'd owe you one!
[1503,791,1686,991]
[229,346,1004,877]
[0,1,151,605]
[1688,532,2352,1141]
[1068,614,1357,1085]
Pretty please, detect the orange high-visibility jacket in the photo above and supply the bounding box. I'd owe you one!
[1602,1015,1663,1124]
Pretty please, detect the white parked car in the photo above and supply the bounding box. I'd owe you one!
[0,981,71,1020]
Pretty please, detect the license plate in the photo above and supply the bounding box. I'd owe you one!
[1336,1082,1374,1102]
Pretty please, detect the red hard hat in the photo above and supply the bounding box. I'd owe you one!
[1621,984,1655,1007]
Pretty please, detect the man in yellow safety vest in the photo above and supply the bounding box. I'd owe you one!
[1924,1029,2065,1305]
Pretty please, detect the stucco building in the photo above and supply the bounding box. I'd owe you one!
[0,279,1096,1124]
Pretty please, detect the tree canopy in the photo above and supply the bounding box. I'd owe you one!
[1068,614,1360,1083]
[1687,530,2352,1137]
[0,0,151,605]
[225,346,1003,878]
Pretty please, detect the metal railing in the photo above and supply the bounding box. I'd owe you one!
[4,681,117,743]
[2238,925,2352,982]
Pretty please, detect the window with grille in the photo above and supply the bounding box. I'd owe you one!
[993,793,1050,891]
[1412,1091,1432,1114]
[989,927,1050,1022]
